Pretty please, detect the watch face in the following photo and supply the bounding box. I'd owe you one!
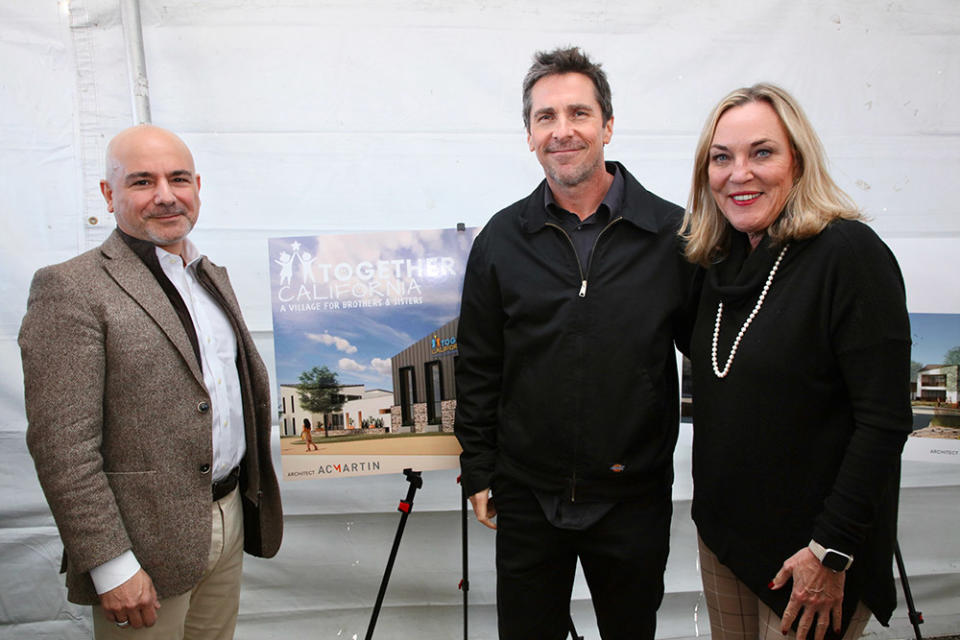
[822,550,849,572]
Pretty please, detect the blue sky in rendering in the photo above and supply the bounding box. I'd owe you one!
[909,312,960,366]
[268,228,477,390]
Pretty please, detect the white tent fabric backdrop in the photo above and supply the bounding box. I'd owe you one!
[1,1,958,638]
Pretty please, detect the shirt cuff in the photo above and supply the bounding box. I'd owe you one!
[89,550,141,594]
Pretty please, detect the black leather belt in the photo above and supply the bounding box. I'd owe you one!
[212,466,240,501]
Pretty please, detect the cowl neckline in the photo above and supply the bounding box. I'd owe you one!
[708,232,788,304]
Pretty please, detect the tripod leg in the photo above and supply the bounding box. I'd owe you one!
[568,612,583,640]
[894,540,924,640]
[459,475,469,640]
[365,469,423,640]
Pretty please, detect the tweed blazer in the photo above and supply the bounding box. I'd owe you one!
[20,230,282,605]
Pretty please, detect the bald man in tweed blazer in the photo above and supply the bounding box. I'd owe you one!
[20,125,282,638]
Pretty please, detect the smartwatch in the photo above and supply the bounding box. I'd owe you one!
[808,540,853,572]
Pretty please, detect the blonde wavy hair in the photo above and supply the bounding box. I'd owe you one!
[680,83,862,266]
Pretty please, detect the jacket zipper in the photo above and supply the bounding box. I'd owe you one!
[544,216,624,502]
[545,217,624,298]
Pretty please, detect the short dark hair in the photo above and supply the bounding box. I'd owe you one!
[522,46,613,132]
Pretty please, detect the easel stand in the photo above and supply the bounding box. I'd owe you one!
[365,468,423,640]
[458,476,469,639]
[895,540,924,640]
[567,614,583,640]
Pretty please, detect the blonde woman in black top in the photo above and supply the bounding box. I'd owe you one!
[680,84,911,640]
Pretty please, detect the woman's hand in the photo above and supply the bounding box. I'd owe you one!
[770,547,845,640]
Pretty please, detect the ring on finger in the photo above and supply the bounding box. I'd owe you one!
[116,619,130,628]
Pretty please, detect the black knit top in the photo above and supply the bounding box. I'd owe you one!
[690,219,912,634]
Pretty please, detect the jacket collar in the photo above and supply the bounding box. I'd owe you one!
[518,161,660,235]
[99,229,206,387]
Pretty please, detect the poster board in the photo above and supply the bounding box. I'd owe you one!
[903,312,960,463]
[267,227,479,481]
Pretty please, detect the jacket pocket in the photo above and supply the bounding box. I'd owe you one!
[103,470,162,544]
[585,364,666,474]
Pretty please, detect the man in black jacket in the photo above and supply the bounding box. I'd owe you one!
[454,47,699,639]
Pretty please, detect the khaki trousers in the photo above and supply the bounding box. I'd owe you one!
[698,537,871,640]
[93,486,244,640]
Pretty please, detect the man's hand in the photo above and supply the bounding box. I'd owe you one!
[469,488,497,530]
[99,569,161,628]
[770,548,845,640]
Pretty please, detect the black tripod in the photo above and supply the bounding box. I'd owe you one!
[895,540,924,640]
[365,468,423,640]
[458,476,469,639]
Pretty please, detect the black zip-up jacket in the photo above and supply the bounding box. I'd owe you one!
[455,163,700,502]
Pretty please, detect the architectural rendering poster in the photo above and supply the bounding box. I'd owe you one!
[903,312,960,463]
[680,312,960,463]
[268,227,478,481]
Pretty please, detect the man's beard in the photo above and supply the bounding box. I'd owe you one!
[143,209,194,245]
[545,153,603,188]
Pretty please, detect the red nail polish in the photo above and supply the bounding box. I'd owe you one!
[768,581,775,589]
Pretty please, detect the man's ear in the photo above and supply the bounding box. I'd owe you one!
[602,115,614,145]
[100,180,114,212]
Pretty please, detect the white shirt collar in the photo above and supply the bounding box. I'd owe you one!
[154,237,202,269]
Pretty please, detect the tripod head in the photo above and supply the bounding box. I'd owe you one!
[402,467,423,490]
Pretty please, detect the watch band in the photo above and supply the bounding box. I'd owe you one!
[808,540,853,572]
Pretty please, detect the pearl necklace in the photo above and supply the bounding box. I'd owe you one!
[711,244,789,378]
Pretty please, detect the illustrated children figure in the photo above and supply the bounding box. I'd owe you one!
[275,250,295,286]
[298,251,318,283]
[301,417,318,451]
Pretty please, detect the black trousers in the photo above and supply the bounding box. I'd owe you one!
[494,481,672,640]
